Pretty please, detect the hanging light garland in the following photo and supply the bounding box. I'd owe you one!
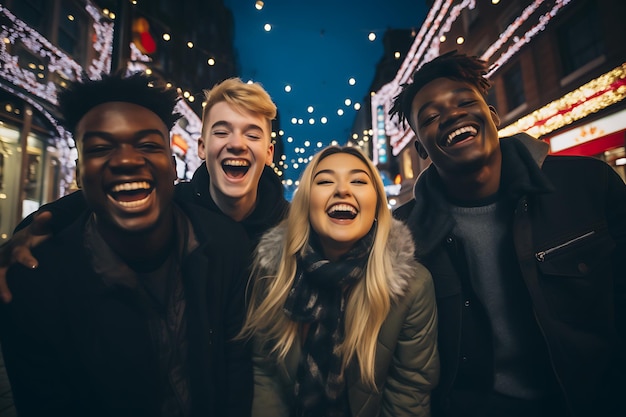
[485,0,572,78]
[498,63,626,138]
[85,2,114,77]
[0,3,113,103]
[372,0,580,158]
[0,1,115,195]
[424,0,476,64]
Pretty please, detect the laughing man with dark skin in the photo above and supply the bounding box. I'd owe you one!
[0,73,252,416]
[391,51,626,417]
[0,77,288,301]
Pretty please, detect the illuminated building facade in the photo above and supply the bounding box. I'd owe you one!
[372,0,626,206]
[348,28,417,198]
[0,0,237,243]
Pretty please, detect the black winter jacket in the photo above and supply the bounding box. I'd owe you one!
[1,202,253,417]
[394,134,626,417]
[175,163,289,245]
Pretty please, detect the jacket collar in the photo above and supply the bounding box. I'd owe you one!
[407,133,554,258]
[190,163,289,242]
[256,218,417,300]
[256,218,420,394]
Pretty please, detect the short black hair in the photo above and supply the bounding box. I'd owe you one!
[390,51,491,128]
[57,71,181,136]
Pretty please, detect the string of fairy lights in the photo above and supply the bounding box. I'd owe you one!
[4,0,621,194]
[370,0,576,163]
[0,1,211,189]
[0,3,116,194]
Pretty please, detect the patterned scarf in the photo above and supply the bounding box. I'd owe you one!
[283,227,375,417]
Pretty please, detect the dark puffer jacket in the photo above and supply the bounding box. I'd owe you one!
[1,202,252,417]
[394,134,626,417]
[251,219,440,417]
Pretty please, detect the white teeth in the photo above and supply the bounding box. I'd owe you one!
[111,181,151,192]
[223,160,250,167]
[327,204,357,215]
[116,195,151,208]
[446,126,477,146]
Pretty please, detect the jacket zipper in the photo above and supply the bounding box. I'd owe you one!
[535,230,595,262]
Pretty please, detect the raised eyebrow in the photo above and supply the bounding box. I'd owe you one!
[244,124,265,133]
[211,120,265,133]
[350,169,372,179]
[416,87,478,119]
[82,129,167,142]
[416,101,434,120]
[313,168,371,179]
[135,129,167,141]
[210,120,232,130]
[313,169,333,179]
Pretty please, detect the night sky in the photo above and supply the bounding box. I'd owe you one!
[222,0,428,184]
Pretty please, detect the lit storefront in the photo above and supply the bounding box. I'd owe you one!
[370,0,625,206]
[0,94,65,242]
[0,2,203,243]
[499,64,626,182]
[0,2,96,242]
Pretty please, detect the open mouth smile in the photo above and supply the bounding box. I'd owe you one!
[108,181,153,208]
[222,159,250,178]
[327,203,358,220]
[443,125,478,147]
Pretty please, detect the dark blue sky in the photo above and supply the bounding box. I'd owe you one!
[223,0,428,183]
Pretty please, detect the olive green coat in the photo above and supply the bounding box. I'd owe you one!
[251,219,439,417]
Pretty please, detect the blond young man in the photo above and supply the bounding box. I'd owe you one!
[0,78,289,301]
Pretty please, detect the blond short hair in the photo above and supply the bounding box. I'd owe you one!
[201,77,277,136]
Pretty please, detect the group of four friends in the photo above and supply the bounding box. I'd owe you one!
[0,51,623,417]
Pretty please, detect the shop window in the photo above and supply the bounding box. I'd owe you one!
[57,0,86,61]
[602,147,626,184]
[557,3,604,76]
[0,98,24,127]
[503,62,525,113]
[400,148,414,180]
[15,46,48,85]
[22,134,46,219]
[0,123,20,243]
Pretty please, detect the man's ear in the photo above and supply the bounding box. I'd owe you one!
[75,159,82,188]
[489,105,501,128]
[171,155,178,181]
[197,135,206,160]
[414,141,429,159]
[265,142,274,166]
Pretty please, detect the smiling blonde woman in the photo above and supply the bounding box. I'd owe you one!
[239,146,439,417]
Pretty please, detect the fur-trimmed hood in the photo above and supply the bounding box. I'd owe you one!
[254,218,418,300]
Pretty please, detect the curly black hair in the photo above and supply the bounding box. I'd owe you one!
[389,51,491,129]
[57,71,181,136]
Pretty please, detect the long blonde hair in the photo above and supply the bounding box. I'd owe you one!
[240,146,395,387]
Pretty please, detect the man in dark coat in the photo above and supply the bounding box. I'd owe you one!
[188,77,289,244]
[390,51,626,417]
[0,77,289,296]
[0,73,252,416]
